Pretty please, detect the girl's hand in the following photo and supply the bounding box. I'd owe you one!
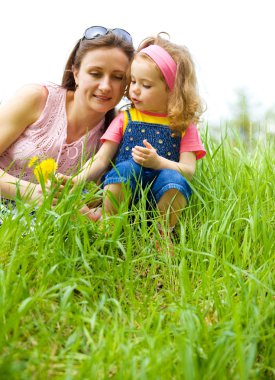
[56,173,81,192]
[79,204,102,222]
[57,172,87,188]
[132,139,160,169]
[56,173,74,186]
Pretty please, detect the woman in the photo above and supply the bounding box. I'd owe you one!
[0,26,134,208]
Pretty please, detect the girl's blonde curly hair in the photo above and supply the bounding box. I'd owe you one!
[135,33,205,133]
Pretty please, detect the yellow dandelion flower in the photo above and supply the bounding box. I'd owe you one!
[34,158,58,183]
[28,156,38,168]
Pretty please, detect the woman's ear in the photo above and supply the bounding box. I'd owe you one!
[72,65,79,87]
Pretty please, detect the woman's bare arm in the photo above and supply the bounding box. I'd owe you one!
[0,84,48,199]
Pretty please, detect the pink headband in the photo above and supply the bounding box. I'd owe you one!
[140,44,177,90]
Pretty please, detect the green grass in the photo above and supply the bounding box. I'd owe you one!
[0,127,274,379]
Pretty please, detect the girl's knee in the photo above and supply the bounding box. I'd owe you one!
[152,169,192,203]
[103,183,124,214]
[104,183,122,193]
[158,188,187,205]
[158,169,185,183]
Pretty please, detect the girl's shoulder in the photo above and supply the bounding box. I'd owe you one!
[126,108,169,125]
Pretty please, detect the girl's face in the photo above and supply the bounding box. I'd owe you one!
[129,55,169,114]
[73,47,130,114]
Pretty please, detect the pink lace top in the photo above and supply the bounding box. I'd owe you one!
[0,82,105,181]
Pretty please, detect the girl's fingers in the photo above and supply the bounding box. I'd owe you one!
[133,146,148,153]
[143,139,153,149]
[56,173,72,185]
[51,198,58,206]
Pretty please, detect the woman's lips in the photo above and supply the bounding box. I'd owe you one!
[94,94,111,102]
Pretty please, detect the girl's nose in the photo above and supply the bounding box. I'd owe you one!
[132,83,140,94]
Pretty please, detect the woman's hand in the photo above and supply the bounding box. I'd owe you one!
[24,181,59,205]
[132,139,161,169]
[56,173,101,220]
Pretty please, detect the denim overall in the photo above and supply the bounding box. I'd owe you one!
[103,110,192,203]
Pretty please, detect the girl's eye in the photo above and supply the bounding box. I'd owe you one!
[143,84,151,89]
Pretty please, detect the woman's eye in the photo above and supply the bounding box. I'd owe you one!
[90,72,101,77]
[113,75,124,81]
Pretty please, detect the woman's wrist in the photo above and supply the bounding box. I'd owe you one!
[0,177,33,201]
[19,180,37,201]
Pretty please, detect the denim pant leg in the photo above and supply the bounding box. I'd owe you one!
[149,169,192,204]
[102,159,143,195]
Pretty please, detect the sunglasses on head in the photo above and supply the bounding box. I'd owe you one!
[82,26,133,44]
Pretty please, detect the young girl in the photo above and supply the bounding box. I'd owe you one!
[74,34,206,234]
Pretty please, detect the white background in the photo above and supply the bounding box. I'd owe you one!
[0,0,274,125]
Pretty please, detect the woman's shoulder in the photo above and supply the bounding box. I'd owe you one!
[0,84,50,128]
[17,83,67,123]
[14,82,64,107]
[14,84,49,111]
[15,83,47,97]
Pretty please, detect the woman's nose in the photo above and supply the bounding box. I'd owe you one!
[99,76,111,90]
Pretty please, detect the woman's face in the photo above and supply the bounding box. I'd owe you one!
[73,47,130,113]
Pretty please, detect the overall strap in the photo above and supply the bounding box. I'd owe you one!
[126,109,132,122]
